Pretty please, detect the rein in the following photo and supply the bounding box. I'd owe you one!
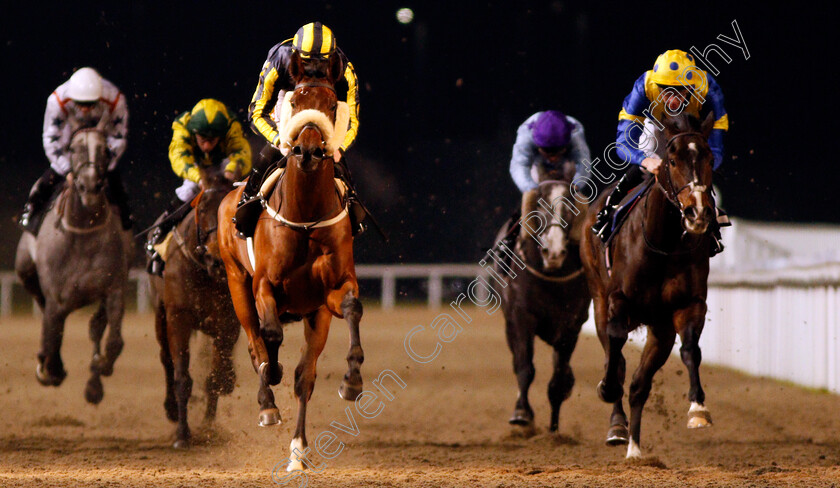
[516,245,585,283]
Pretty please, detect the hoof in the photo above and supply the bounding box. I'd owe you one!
[687,403,713,428]
[338,380,363,401]
[84,376,104,404]
[508,407,534,427]
[259,408,281,427]
[35,363,66,387]
[625,438,643,459]
[173,438,190,450]
[596,380,622,403]
[286,459,305,472]
[258,361,283,386]
[606,423,629,446]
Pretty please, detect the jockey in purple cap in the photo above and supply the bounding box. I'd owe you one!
[507,110,591,243]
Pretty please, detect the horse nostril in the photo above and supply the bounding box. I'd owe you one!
[685,206,698,220]
[313,148,324,159]
[701,207,713,222]
[293,146,303,156]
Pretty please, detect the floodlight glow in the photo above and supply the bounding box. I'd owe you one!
[396,8,414,24]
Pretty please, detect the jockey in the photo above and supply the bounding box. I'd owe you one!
[508,110,591,243]
[19,67,132,233]
[591,49,729,253]
[234,21,364,238]
[145,99,252,275]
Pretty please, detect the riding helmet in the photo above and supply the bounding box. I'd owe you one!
[67,67,103,102]
[532,111,572,148]
[186,99,231,138]
[292,22,336,59]
[650,49,700,87]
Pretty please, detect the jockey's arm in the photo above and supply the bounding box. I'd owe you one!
[338,60,360,155]
[615,73,651,169]
[223,120,253,179]
[42,93,72,175]
[509,114,540,193]
[565,115,592,179]
[705,75,728,170]
[248,46,286,148]
[168,115,201,183]
[105,91,129,171]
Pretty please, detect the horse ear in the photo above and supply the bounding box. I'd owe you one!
[328,54,344,85]
[700,111,715,138]
[289,50,304,82]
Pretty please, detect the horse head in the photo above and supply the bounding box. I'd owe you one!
[520,180,579,272]
[192,169,233,280]
[655,113,716,235]
[68,129,108,208]
[281,50,344,173]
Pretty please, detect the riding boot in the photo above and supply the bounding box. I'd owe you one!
[708,207,729,257]
[334,156,367,236]
[18,167,63,233]
[592,165,645,242]
[234,143,282,239]
[105,170,134,230]
[145,197,191,276]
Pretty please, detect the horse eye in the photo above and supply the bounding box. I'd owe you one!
[669,159,676,167]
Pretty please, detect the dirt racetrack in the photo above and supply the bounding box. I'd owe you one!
[2,306,840,487]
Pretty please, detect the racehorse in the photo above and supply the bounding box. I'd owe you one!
[148,170,239,449]
[15,128,131,404]
[496,179,590,432]
[217,51,363,471]
[581,113,717,458]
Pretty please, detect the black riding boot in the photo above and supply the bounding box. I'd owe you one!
[234,144,283,239]
[19,167,64,233]
[592,165,645,242]
[105,170,134,230]
[145,197,192,276]
[334,156,367,236]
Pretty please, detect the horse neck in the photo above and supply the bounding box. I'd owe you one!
[640,184,685,251]
[277,160,339,222]
[64,186,109,229]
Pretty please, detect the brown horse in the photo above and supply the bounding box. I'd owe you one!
[581,113,716,459]
[217,52,363,471]
[149,171,239,449]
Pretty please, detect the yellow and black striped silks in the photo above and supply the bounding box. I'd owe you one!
[293,22,335,59]
[169,108,252,183]
[248,40,360,152]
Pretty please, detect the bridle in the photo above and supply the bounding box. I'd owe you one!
[172,188,224,271]
[640,131,711,255]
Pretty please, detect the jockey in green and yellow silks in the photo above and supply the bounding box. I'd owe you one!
[145,99,252,275]
[592,50,729,254]
[234,21,367,239]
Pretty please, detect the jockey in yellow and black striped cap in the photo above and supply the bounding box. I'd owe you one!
[237,21,367,238]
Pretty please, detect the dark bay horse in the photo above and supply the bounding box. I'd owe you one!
[581,113,717,458]
[496,179,591,432]
[148,171,239,449]
[15,128,131,403]
[218,51,363,471]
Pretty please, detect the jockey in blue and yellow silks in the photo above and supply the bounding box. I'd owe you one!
[234,21,367,239]
[592,49,729,253]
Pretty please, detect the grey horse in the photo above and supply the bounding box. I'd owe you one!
[15,128,131,404]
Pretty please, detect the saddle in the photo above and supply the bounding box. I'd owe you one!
[604,177,655,247]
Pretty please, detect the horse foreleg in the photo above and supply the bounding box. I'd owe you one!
[504,312,536,428]
[594,296,629,445]
[675,300,712,429]
[167,308,193,449]
[596,292,628,404]
[288,308,331,472]
[327,285,364,401]
[99,287,126,377]
[626,325,676,459]
[253,275,284,426]
[84,301,108,404]
[36,302,69,387]
[547,332,578,432]
[205,333,237,423]
[154,300,177,422]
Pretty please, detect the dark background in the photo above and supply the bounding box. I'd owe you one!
[0,1,832,267]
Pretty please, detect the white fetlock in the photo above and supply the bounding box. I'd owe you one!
[687,402,713,428]
[626,438,642,459]
[287,437,306,472]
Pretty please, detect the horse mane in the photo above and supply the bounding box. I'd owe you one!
[653,113,704,158]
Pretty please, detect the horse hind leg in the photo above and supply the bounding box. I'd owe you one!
[626,326,676,459]
[167,311,193,449]
[287,308,331,472]
[596,293,629,404]
[84,301,108,404]
[204,334,237,423]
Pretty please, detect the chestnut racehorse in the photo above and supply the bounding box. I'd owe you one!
[149,170,239,449]
[581,113,717,459]
[217,51,363,471]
